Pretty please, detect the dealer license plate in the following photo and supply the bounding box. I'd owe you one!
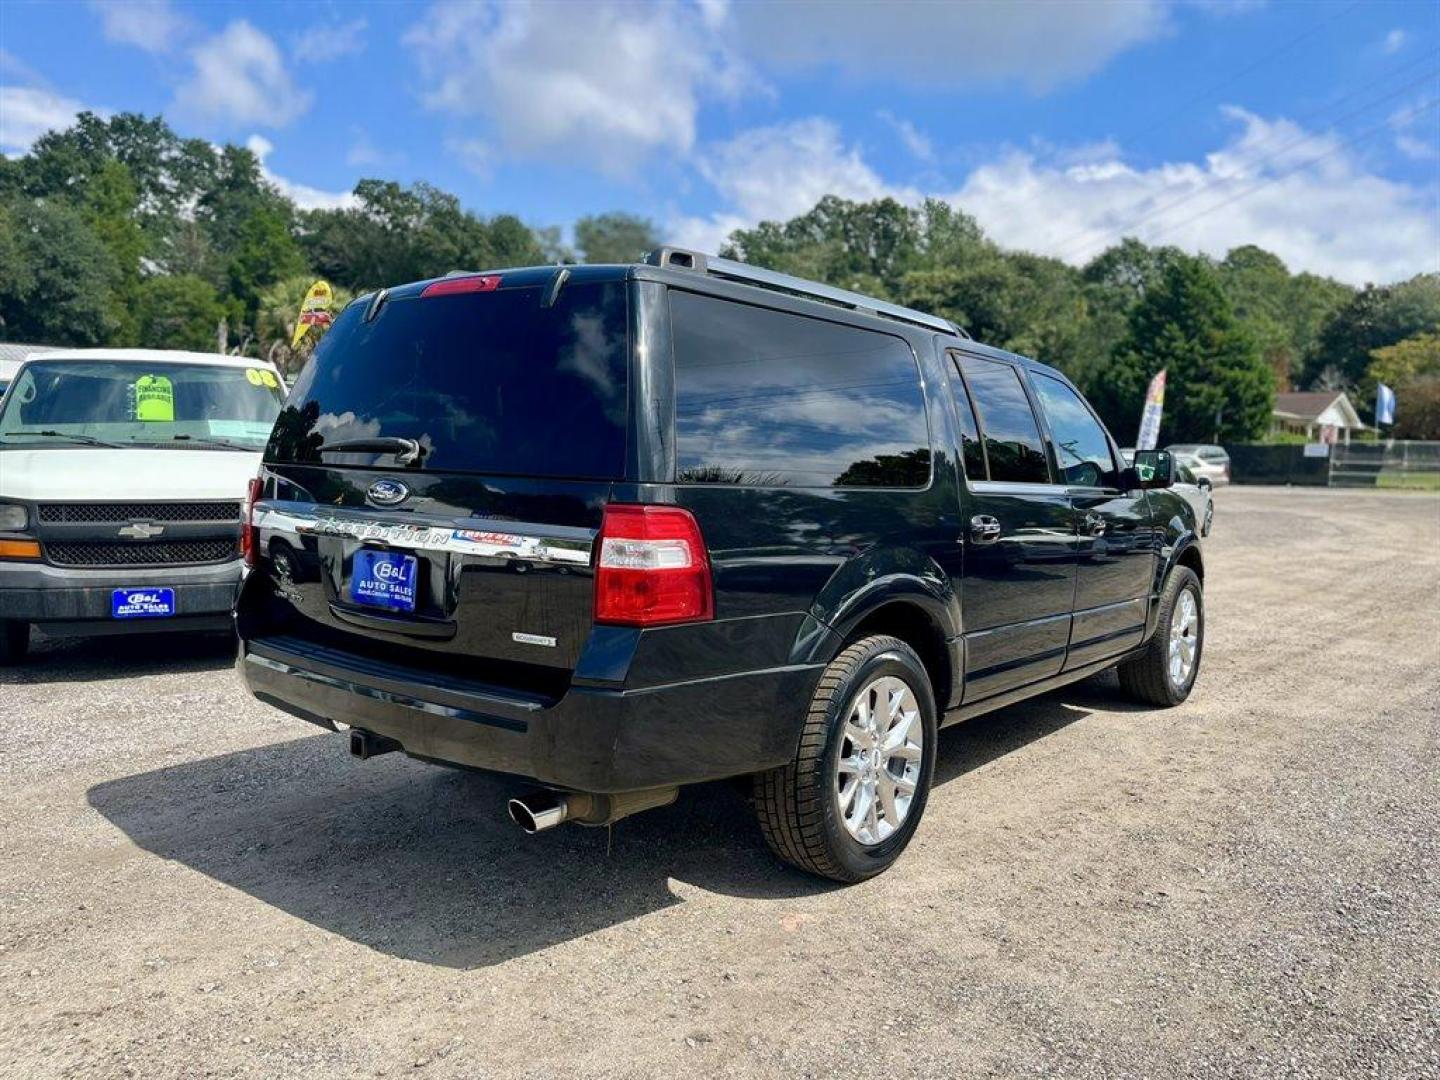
[112,588,176,619]
[349,549,418,613]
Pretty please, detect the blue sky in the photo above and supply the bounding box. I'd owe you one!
[2,0,1437,283]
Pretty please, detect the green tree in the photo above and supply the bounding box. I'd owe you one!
[1369,332,1440,387]
[1218,245,1294,391]
[1392,377,1440,440]
[83,160,146,345]
[226,205,305,320]
[1105,255,1273,444]
[135,274,227,351]
[724,195,922,297]
[573,211,659,263]
[0,196,115,345]
[302,180,542,290]
[1301,274,1440,395]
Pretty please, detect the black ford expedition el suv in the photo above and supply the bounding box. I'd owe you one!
[235,249,1204,882]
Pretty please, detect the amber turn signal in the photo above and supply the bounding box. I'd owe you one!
[0,540,41,560]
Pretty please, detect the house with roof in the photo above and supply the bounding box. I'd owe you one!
[1271,390,1366,444]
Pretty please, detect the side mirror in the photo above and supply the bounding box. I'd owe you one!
[1128,449,1174,490]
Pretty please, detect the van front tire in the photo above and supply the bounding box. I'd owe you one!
[754,635,937,883]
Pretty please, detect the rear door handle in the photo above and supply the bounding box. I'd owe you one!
[1083,512,1107,536]
[970,515,1002,544]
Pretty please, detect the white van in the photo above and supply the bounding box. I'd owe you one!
[0,349,285,663]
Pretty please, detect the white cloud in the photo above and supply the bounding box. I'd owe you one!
[1390,100,1437,161]
[405,0,758,176]
[729,0,1172,92]
[445,136,494,180]
[0,85,102,156]
[174,21,312,129]
[0,48,45,86]
[673,108,1437,285]
[1382,28,1409,55]
[670,118,913,251]
[245,134,356,211]
[90,0,190,54]
[955,107,1438,284]
[345,128,400,170]
[878,110,935,163]
[293,18,368,63]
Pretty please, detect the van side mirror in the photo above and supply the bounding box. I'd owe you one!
[1127,450,1174,490]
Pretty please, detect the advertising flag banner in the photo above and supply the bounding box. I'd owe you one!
[1376,382,1396,426]
[1136,369,1167,450]
[292,280,336,350]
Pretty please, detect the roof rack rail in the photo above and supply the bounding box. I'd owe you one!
[644,246,970,339]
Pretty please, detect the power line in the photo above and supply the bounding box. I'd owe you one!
[1051,59,1440,263]
[1112,97,1439,251]
[996,0,1365,219]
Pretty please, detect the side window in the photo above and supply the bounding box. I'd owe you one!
[671,291,931,488]
[1030,372,1119,488]
[946,354,987,480]
[958,356,1051,484]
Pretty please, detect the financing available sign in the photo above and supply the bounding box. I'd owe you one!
[1136,369,1167,451]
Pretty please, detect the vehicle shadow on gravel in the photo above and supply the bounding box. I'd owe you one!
[2,630,236,685]
[88,685,1110,969]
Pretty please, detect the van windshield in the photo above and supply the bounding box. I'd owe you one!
[268,280,630,479]
[0,360,285,450]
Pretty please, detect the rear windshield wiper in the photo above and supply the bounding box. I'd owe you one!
[318,436,427,465]
[156,434,254,452]
[8,430,128,449]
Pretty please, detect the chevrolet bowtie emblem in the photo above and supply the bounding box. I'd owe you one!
[118,522,164,540]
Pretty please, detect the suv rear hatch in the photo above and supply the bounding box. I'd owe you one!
[247,267,631,700]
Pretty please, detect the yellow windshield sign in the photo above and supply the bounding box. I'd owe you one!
[134,375,174,422]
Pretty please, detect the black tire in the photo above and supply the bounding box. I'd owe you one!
[0,620,30,666]
[1117,566,1203,706]
[754,635,938,883]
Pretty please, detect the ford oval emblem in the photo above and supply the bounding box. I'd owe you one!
[367,479,410,506]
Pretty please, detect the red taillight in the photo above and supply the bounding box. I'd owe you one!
[594,504,713,627]
[420,274,502,298]
[241,475,263,567]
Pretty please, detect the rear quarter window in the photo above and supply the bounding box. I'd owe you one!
[670,291,931,488]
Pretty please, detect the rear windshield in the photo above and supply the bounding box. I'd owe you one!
[0,360,284,450]
[269,281,629,479]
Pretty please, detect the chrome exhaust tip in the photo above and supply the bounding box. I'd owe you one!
[507,792,569,833]
[507,787,678,833]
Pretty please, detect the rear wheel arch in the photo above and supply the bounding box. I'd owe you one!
[830,599,955,718]
[1174,540,1204,584]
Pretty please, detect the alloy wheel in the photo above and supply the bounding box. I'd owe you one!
[834,675,924,845]
[1169,588,1199,688]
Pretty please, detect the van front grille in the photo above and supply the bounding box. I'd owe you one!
[38,502,241,524]
[45,539,239,567]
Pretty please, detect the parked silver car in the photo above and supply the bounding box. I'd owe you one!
[1123,450,1213,536]
[1165,444,1230,486]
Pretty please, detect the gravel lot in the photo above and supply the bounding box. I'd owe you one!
[1,486,1437,1079]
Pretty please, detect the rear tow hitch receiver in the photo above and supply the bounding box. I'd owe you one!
[349,728,402,760]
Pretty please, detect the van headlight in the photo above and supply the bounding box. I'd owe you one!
[0,504,29,531]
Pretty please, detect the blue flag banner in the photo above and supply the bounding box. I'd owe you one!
[1376,382,1396,426]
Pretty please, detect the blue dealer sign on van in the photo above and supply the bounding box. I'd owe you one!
[112,588,176,618]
